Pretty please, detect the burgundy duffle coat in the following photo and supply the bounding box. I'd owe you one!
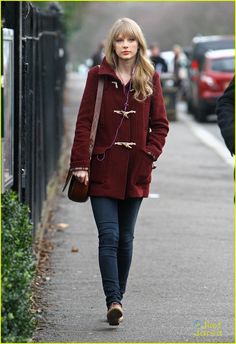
[70,58,169,199]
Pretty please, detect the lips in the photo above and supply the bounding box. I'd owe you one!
[122,51,130,55]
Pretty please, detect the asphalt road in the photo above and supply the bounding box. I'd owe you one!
[33,73,234,343]
[178,101,226,143]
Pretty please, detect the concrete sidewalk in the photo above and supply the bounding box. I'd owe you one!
[33,73,234,343]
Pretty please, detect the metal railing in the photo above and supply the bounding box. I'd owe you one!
[2,2,66,235]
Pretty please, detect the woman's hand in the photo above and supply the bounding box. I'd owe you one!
[72,170,89,186]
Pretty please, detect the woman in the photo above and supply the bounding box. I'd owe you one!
[173,44,188,99]
[70,18,169,325]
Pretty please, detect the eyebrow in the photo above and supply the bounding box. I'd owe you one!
[115,34,136,40]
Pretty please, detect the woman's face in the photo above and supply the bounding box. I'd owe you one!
[113,34,139,62]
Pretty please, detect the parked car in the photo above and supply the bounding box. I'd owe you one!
[185,35,234,118]
[192,49,234,121]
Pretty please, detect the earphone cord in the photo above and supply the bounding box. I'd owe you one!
[96,77,133,161]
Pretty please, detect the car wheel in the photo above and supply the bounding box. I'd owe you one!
[194,101,208,122]
[187,99,194,114]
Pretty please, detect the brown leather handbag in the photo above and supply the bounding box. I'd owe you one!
[63,77,104,202]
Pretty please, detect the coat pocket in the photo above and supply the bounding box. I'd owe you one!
[90,147,107,184]
[135,149,153,185]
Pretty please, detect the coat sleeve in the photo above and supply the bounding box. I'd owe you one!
[145,72,169,160]
[216,76,235,155]
[70,67,99,169]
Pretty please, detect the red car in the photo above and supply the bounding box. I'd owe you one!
[193,49,234,121]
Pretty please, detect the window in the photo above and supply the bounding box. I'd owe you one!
[211,57,235,73]
[2,28,14,191]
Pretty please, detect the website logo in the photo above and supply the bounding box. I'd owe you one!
[193,320,223,337]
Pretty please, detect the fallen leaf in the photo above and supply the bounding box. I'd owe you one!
[57,223,69,230]
[71,246,79,253]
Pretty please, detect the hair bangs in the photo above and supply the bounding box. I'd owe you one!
[113,21,138,41]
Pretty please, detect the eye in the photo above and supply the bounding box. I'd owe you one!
[115,38,123,43]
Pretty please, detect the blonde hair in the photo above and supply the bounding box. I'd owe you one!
[105,18,154,102]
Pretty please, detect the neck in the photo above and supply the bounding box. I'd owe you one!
[117,58,136,75]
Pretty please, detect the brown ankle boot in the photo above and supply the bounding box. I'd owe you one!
[107,302,123,326]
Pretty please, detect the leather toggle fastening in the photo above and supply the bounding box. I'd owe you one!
[112,81,118,88]
[114,110,136,119]
[115,142,136,149]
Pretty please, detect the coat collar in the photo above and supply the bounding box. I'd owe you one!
[98,57,118,80]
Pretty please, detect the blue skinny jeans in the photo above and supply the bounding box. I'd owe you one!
[90,197,142,308]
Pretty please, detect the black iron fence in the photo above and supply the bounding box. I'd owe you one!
[2,2,66,235]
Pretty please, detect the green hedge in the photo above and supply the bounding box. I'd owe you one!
[2,190,36,342]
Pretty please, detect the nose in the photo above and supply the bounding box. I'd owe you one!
[123,39,129,47]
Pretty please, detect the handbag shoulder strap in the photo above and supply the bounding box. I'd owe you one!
[62,169,72,192]
[89,74,104,157]
[63,69,104,192]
